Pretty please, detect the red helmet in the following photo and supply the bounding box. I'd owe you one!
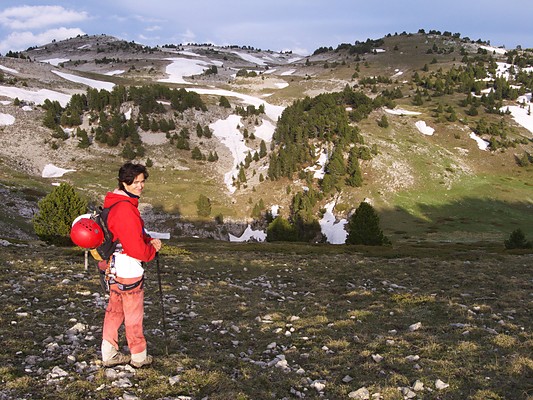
[70,218,104,249]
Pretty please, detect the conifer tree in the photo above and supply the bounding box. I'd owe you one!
[195,194,211,217]
[266,216,297,242]
[238,166,247,183]
[504,228,532,249]
[191,146,203,160]
[219,96,231,108]
[33,183,87,245]
[346,147,363,187]
[346,202,390,246]
[196,123,203,138]
[121,143,136,160]
[77,128,91,149]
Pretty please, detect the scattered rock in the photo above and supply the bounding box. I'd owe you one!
[342,375,353,383]
[435,379,449,390]
[413,379,424,391]
[408,322,422,332]
[310,380,326,392]
[349,387,370,399]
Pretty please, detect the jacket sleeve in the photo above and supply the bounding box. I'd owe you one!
[109,203,157,262]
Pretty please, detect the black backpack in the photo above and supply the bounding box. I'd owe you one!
[89,200,129,261]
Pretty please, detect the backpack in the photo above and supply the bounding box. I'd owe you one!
[89,200,129,261]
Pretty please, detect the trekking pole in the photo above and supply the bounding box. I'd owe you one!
[155,253,168,354]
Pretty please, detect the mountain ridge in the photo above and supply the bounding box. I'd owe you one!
[0,30,531,244]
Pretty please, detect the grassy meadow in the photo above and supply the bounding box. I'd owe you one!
[0,240,531,399]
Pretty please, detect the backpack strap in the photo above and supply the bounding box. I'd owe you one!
[94,199,132,261]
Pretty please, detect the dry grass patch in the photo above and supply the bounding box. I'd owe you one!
[0,242,531,399]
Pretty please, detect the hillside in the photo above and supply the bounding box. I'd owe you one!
[0,31,532,244]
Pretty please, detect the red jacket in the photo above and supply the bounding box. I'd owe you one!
[103,190,156,262]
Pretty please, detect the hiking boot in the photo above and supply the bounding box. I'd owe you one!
[130,354,153,368]
[102,352,130,367]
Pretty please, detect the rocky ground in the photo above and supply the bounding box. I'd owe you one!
[1,241,531,399]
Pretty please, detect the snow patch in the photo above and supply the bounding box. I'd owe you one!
[305,147,328,179]
[42,164,76,178]
[210,114,253,193]
[254,119,276,142]
[469,133,490,151]
[385,108,421,116]
[51,70,115,91]
[104,70,125,76]
[229,225,266,242]
[319,202,348,244]
[158,57,212,84]
[232,51,266,66]
[0,65,18,74]
[41,58,70,66]
[281,69,296,76]
[500,94,533,136]
[415,120,435,136]
[392,69,403,78]
[480,45,507,55]
[186,87,285,122]
[0,113,15,126]
[0,86,71,107]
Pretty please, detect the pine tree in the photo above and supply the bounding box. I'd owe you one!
[219,96,231,108]
[191,146,203,160]
[196,194,211,217]
[238,166,247,183]
[346,202,390,245]
[77,128,91,149]
[346,148,363,187]
[196,123,203,138]
[259,140,267,158]
[504,228,532,249]
[266,216,297,242]
[121,143,136,160]
[33,183,87,245]
[377,115,389,128]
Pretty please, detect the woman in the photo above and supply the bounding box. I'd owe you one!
[100,162,161,368]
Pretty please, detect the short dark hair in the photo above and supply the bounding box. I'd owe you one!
[118,162,149,190]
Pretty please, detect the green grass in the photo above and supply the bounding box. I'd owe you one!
[0,241,531,399]
[2,31,533,246]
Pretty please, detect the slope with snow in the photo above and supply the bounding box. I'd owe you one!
[0,86,71,107]
[0,113,15,126]
[210,115,252,193]
[41,164,76,178]
[51,70,115,91]
[0,65,18,74]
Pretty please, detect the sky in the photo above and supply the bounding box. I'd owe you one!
[0,1,532,56]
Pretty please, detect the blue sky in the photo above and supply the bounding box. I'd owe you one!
[1,1,532,56]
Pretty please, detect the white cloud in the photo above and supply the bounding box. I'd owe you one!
[0,27,85,53]
[0,6,88,30]
[133,14,163,24]
[145,25,162,32]
[181,29,196,44]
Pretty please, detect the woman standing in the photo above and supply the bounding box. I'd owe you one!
[100,162,161,368]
